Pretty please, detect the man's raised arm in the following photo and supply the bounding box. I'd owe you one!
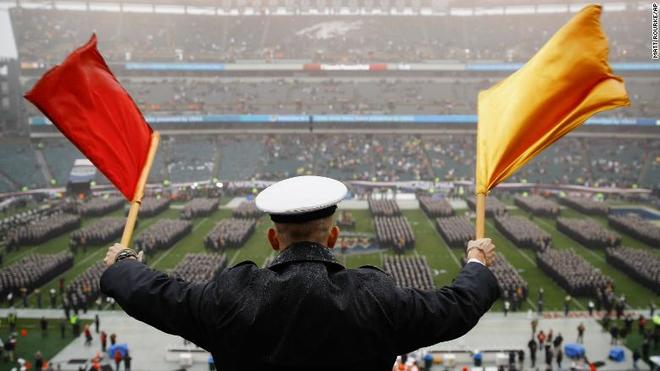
[99,243,212,349]
[389,238,500,353]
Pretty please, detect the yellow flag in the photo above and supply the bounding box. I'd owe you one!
[476,4,629,195]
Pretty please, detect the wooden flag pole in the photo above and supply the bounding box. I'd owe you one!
[475,193,486,239]
[120,131,161,247]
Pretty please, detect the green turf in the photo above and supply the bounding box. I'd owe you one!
[2,200,658,311]
[0,317,92,371]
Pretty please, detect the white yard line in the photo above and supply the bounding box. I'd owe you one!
[535,218,606,263]
[228,250,242,266]
[485,221,537,266]
[151,217,209,269]
[424,217,461,268]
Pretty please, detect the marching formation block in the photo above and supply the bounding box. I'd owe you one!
[514,195,560,217]
[537,249,612,297]
[435,216,474,249]
[559,196,609,216]
[383,255,434,291]
[134,219,193,255]
[232,201,263,219]
[605,247,660,294]
[368,199,401,217]
[181,198,219,219]
[78,197,125,217]
[494,215,552,252]
[137,197,170,218]
[6,212,81,248]
[608,214,660,247]
[204,218,256,250]
[466,196,507,216]
[171,253,227,284]
[374,216,415,252]
[70,217,126,247]
[418,196,453,218]
[0,251,74,297]
[556,217,620,249]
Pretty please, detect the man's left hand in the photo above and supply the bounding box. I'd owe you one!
[104,243,143,267]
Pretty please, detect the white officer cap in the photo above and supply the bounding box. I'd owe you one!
[255,176,348,224]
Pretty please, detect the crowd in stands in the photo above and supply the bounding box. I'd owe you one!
[65,261,106,308]
[134,219,193,255]
[171,254,227,284]
[180,198,219,219]
[606,247,660,294]
[70,217,125,247]
[232,201,263,219]
[537,249,612,297]
[0,252,74,298]
[418,196,453,218]
[6,213,81,249]
[2,136,658,193]
[514,196,560,217]
[435,216,474,248]
[383,256,434,291]
[608,214,660,247]
[137,197,170,218]
[559,196,609,216]
[204,218,256,250]
[77,197,125,217]
[12,9,649,64]
[494,215,552,252]
[368,199,400,217]
[374,216,415,252]
[556,218,621,249]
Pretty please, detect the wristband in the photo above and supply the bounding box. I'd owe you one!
[114,248,138,263]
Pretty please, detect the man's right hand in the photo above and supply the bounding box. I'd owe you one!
[466,238,496,267]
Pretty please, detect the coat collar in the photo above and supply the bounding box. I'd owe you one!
[269,241,344,270]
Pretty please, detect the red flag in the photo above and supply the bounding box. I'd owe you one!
[25,34,153,201]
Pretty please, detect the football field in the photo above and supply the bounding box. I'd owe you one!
[4,198,658,312]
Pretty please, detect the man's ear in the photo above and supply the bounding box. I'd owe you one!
[268,228,280,251]
[326,226,340,248]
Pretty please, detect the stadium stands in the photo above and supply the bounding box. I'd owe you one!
[181,198,220,219]
[336,210,356,229]
[1,136,659,194]
[418,196,453,218]
[514,195,560,217]
[607,214,660,247]
[0,252,74,297]
[536,249,612,297]
[559,196,609,216]
[605,247,660,294]
[171,253,227,284]
[435,216,474,249]
[556,217,621,249]
[134,219,193,255]
[204,218,256,250]
[494,215,552,252]
[11,9,650,64]
[383,255,434,291]
[70,217,125,247]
